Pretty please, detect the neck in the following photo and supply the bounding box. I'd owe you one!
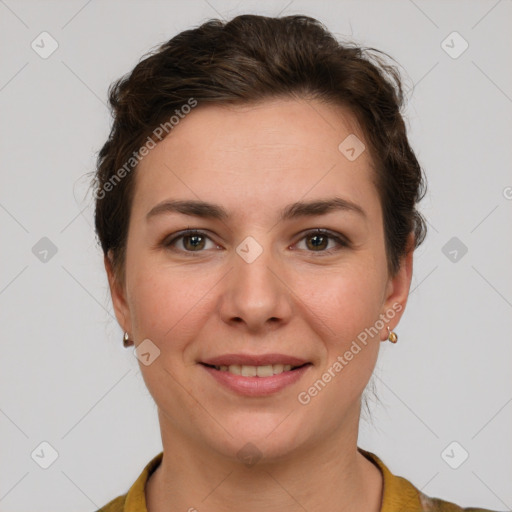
[146,411,383,512]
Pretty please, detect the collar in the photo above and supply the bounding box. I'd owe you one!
[120,447,425,512]
[358,447,423,511]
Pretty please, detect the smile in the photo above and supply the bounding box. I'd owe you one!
[199,362,312,396]
[206,363,305,376]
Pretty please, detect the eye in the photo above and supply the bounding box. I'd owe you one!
[294,229,349,254]
[162,228,349,255]
[163,229,218,253]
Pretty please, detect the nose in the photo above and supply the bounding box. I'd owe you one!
[218,240,293,333]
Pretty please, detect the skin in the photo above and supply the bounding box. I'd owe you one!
[105,97,414,512]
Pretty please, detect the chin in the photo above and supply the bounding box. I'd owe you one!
[203,410,313,465]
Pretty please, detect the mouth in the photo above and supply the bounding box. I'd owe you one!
[200,362,311,377]
[198,355,313,396]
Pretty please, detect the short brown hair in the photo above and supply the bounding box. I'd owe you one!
[93,14,427,284]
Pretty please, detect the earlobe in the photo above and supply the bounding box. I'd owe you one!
[104,252,131,334]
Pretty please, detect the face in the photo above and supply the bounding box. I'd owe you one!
[106,97,412,463]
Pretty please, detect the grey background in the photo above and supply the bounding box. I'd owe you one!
[1,0,511,510]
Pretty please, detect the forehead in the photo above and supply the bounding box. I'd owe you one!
[148,97,367,162]
[133,97,379,220]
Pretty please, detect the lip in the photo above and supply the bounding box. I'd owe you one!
[200,353,309,367]
[199,361,312,397]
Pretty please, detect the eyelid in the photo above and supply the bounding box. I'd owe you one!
[292,228,350,253]
[162,229,219,251]
[162,228,350,254]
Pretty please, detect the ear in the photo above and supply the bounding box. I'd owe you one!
[104,250,131,334]
[379,233,414,341]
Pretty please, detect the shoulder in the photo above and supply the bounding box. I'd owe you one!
[95,493,127,512]
[358,447,501,512]
[95,452,163,512]
[416,490,501,512]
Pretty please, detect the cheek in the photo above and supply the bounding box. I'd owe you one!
[127,262,177,337]
[299,270,383,399]
[126,260,215,350]
[292,271,383,438]
[294,260,386,338]
[127,251,387,349]
[337,271,384,326]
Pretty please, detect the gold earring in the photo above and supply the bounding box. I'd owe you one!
[387,326,398,343]
[123,332,134,347]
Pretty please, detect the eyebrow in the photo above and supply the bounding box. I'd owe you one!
[146,197,366,222]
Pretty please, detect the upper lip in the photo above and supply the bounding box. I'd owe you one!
[200,354,310,367]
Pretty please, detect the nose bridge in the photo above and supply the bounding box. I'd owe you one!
[220,233,292,329]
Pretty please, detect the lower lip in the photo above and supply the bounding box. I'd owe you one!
[200,364,312,397]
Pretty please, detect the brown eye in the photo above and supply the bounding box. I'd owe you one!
[164,230,216,252]
[182,233,206,251]
[296,229,348,254]
[306,232,329,251]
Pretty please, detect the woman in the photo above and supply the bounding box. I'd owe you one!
[93,14,498,512]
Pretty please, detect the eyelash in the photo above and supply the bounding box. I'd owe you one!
[162,228,349,256]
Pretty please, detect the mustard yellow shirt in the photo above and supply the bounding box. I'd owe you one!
[97,448,500,512]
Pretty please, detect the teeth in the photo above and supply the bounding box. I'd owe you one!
[214,363,297,376]
[241,365,257,377]
[256,365,273,377]
[228,364,241,375]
